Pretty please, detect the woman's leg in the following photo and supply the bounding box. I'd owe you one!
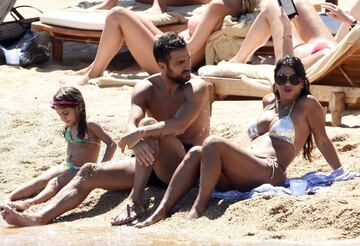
[9,169,78,211]
[187,0,244,67]
[135,146,202,228]
[187,136,285,219]
[5,164,65,204]
[76,7,162,84]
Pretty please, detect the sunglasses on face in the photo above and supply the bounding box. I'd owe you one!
[274,74,301,86]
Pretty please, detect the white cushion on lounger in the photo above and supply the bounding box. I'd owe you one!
[198,62,275,85]
[40,9,185,30]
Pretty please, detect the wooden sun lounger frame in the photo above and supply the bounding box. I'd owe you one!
[31,21,187,61]
[204,41,360,127]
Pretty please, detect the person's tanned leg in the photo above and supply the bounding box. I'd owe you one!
[75,7,162,85]
[111,119,186,226]
[136,146,202,228]
[1,161,135,227]
[5,164,65,208]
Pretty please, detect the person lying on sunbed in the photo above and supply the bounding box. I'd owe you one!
[91,0,210,14]
[228,0,360,69]
[72,0,260,84]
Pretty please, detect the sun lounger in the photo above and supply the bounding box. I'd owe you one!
[199,25,360,126]
[31,1,205,61]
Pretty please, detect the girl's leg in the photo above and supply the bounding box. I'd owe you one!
[188,136,285,219]
[78,7,162,84]
[187,0,243,66]
[135,146,202,228]
[1,160,135,227]
[5,164,65,204]
[9,169,78,211]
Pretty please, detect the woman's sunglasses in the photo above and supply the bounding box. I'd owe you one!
[274,74,301,86]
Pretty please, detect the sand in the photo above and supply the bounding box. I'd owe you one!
[1,0,360,244]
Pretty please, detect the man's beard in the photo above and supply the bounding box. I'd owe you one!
[166,68,191,85]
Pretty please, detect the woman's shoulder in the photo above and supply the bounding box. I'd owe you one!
[297,94,323,112]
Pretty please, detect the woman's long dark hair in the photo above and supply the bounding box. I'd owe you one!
[273,55,313,161]
[51,87,87,140]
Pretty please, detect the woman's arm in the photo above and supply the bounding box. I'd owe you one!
[305,97,342,170]
[88,122,117,162]
[280,8,294,57]
[322,1,360,42]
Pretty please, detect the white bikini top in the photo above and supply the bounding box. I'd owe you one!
[248,101,296,145]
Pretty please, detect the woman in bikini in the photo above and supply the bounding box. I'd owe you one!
[4,87,117,211]
[135,8,343,227]
[74,0,260,84]
[228,0,360,69]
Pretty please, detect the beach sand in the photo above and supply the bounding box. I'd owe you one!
[1,0,360,244]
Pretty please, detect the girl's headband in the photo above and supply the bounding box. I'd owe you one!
[51,101,79,107]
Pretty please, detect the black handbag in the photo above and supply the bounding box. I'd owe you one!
[0,5,42,47]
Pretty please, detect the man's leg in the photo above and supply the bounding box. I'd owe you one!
[111,118,186,226]
[1,160,135,227]
[136,146,202,228]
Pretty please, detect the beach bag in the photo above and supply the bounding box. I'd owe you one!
[0,31,50,66]
[0,4,42,47]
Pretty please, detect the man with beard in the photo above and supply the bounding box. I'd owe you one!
[1,32,210,227]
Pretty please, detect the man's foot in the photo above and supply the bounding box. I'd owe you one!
[1,206,41,227]
[111,202,144,226]
[6,200,31,212]
[135,206,168,228]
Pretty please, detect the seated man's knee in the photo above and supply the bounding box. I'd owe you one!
[184,145,202,161]
[138,117,158,127]
[202,136,224,152]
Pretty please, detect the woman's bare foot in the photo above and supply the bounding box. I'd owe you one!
[186,207,202,220]
[110,202,145,226]
[1,206,42,227]
[135,206,168,228]
[67,65,92,76]
[7,200,32,212]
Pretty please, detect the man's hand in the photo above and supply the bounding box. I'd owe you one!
[118,130,143,152]
[133,140,155,166]
[322,3,356,25]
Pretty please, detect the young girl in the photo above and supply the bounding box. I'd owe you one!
[5,87,117,211]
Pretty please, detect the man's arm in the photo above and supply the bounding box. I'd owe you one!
[119,78,208,151]
[127,82,149,132]
[139,78,208,139]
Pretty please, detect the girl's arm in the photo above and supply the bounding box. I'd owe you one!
[88,122,117,162]
[306,97,342,170]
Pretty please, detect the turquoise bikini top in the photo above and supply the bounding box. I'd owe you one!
[248,101,296,146]
[65,127,100,146]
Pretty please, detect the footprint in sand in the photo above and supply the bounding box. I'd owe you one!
[331,134,349,142]
[338,144,358,152]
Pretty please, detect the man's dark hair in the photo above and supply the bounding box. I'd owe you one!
[153,32,187,64]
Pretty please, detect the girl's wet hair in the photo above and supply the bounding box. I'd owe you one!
[273,55,313,161]
[52,87,87,139]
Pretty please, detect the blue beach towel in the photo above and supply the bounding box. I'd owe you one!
[212,167,360,200]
